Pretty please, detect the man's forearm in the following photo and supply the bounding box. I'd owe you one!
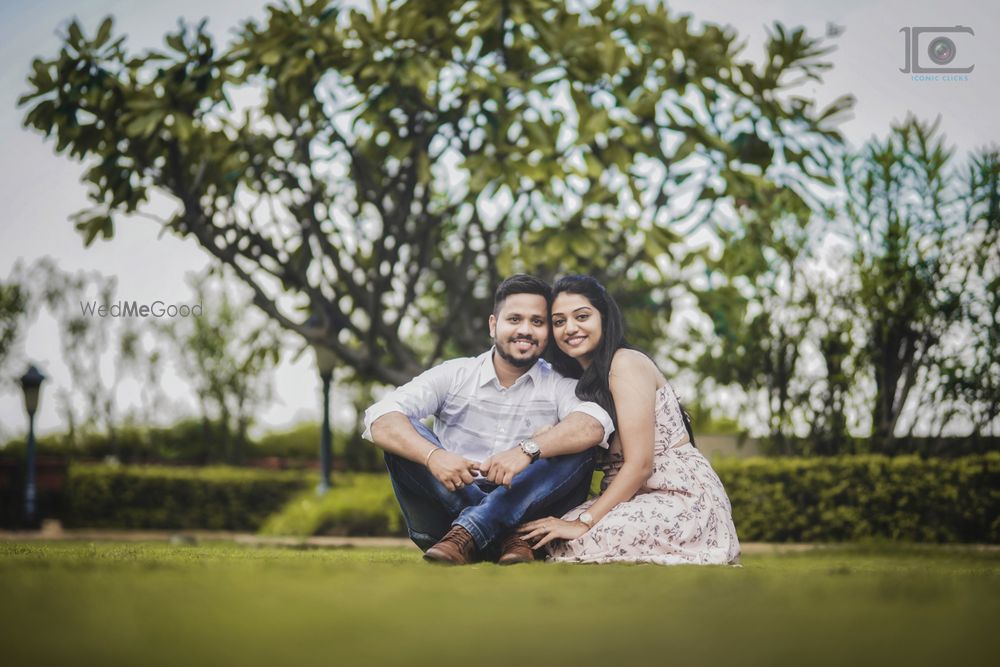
[369,412,438,464]
[532,412,605,458]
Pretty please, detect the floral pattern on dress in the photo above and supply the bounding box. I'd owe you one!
[546,383,741,566]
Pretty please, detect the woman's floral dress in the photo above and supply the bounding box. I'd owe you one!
[546,383,741,565]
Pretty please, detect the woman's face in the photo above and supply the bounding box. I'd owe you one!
[551,292,603,367]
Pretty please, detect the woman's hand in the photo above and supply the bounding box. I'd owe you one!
[518,516,589,549]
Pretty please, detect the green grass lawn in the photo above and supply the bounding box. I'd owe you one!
[1,542,997,667]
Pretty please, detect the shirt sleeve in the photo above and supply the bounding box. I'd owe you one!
[362,360,460,441]
[553,375,614,448]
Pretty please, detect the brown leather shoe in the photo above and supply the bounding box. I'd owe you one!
[497,533,535,565]
[423,526,477,565]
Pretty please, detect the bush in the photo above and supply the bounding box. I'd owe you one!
[252,422,328,459]
[259,473,405,537]
[250,423,380,469]
[1,419,244,464]
[63,464,310,531]
[0,420,371,466]
[259,455,999,543]
[714,453,1000,543]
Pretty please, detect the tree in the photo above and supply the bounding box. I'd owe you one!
[918,146,1000,439]
[0,279,28,384]
[0,277,28,440]
[682,184,827,451]
[688,116,1000,453]
[19,0,851,385]
[841,117,991,449]
[156,270,284,463]
[19,258,123,448]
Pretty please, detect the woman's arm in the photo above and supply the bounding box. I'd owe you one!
[519,350,659,548]
[579,349,657,524]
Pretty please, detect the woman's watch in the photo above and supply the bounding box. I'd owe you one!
[579,512,594,528]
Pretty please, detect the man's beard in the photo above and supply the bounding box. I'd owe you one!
[494,336,542,368]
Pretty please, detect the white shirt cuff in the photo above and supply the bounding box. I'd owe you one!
[569,401,614,448]
[362,401,407,441]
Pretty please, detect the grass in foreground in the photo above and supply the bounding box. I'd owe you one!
[0,541,997,667]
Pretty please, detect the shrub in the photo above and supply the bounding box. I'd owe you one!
[259,473,405,537]
[252,422,328,459]
[260,455,999,543]
[63,464,310,531]
[1,419,244,464]
[714,453,1000,543]
[0,420,366,465]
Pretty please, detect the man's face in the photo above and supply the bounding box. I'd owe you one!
[489,293,549,368]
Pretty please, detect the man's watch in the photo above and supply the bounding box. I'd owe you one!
[518,439,541,463]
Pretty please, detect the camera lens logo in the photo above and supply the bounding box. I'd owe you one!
[900,26,975,73]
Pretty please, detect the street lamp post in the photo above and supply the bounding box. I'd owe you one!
[19,365,45,526]
[313,344,337,495]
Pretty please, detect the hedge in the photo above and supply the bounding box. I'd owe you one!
[63,464,310,531]
[260,454,999,543]
[52,455,1000,542]
[714,454,1000,543]
[259,473,405,537]
[1,420,380,467]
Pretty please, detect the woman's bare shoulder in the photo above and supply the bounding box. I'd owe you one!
[609,349,661,385]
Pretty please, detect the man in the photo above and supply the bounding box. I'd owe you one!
[364,274,613,565]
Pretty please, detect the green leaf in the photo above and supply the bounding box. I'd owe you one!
[569,234,598,257]
[165,33,186,53]
[173,113,194,141]
[123,111,164,138]
[74,213,115,246]
[95,17,114,48]
[260,50,282,66]
[30,59,54,90]
[67,21,83,47]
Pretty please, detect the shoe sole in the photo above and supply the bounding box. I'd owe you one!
[423,550,469,565]
[497,554,534,565]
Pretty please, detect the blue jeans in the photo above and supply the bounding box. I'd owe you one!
[383,419,596,553]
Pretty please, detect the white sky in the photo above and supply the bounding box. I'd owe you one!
[1,0,997,440]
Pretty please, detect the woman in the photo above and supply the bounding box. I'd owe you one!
[519,275,740,565]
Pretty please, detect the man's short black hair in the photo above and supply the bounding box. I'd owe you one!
[493,274,552,314]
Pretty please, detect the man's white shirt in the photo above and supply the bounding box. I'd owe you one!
[362,349,613,463]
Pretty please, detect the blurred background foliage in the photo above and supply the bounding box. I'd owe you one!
[4,0,997,464]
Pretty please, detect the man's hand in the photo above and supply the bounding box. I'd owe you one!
[479,446,532,488]
[427,449,479,492]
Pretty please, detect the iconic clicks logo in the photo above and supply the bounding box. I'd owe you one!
[900,25,975,81]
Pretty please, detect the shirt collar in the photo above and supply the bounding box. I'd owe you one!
[478,347,544,388]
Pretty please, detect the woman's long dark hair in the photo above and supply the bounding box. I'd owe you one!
[547,275,696,446]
